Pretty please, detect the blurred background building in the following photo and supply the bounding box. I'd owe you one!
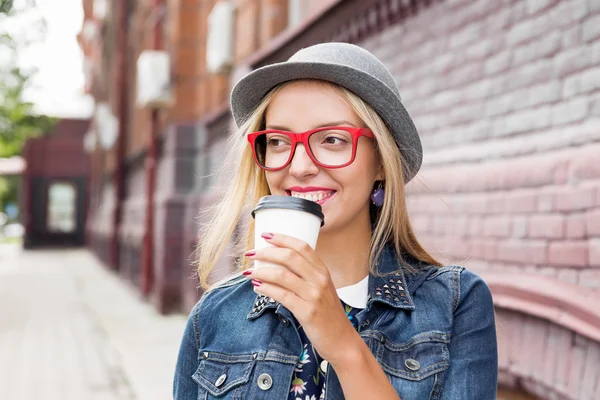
[21,118,91,248]
[74,0,600,398]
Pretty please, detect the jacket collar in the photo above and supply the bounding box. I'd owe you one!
[247,243,424,320]
[367,243,415,311]
[247,294,279,319]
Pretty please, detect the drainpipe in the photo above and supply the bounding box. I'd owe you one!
[22,143,33,248]
[112,0,129,271]
[141,0,163,296]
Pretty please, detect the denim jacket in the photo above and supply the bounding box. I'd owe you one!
[173,245,498,399]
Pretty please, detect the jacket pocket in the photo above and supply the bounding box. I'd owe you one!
[375,331,450,400]
[377,331,450,381]
[192,352,256,399]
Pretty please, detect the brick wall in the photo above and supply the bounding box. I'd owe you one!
[302,0,338,20]
[171,0,208,120]
[258,0,288,46]
[359,0,600,397]
[359,0,600,282]
[125,1,154,160]
[496,307,600,399]
[234,0,261,61]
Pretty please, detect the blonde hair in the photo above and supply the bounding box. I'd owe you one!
[196,80,441,289]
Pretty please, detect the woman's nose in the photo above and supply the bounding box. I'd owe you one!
[288,144,319,177]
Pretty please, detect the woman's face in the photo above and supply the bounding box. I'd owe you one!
[262,80,383,234]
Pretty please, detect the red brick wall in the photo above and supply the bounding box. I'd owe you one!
[234,0,261,62]
[171,0,208,121]
[125,1,154,160]
[169,0,234,119]
[25,120,91,177]
[258,0,288,47]
[302,0,338,20]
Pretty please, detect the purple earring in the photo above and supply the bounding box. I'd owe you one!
[371,181,385,207]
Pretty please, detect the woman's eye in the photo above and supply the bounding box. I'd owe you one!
[267,137,288,147]
[323,136,348,145]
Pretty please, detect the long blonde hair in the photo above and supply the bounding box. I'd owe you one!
[196,80,441,289]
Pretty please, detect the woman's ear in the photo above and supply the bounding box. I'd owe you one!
[376,163,384,181]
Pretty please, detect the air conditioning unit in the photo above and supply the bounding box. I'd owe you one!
[83,128,98,153]
[95,103,119,150]
[81,19,98,42]
[93,0,107,20]
[136,50,174,108]
[207,1,234,74]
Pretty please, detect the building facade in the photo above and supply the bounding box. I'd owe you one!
[21,119,91,248]
[78,1,600,398]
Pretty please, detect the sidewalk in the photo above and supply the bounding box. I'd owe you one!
[0,244,188,400]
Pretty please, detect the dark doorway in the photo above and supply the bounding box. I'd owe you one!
[26,177,87,248]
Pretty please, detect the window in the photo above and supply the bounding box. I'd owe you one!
[46,182,77,233]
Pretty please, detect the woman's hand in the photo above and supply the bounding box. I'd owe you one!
[242,232,361,367]
[244,232,401,400]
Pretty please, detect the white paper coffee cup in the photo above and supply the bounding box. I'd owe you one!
[251,195,324,269]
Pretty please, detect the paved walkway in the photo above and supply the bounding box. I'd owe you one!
[0,244,187,400]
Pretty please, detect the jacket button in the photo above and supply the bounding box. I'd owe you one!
[405,358,420,371]
[320,360,328,373]
[279,316,290,327]
[215,374,227,387]
[257,373,273,390]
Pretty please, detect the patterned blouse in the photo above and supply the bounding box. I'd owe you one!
[288,301,362,400]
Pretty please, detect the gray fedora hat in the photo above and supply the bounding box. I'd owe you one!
[230,42,422,183]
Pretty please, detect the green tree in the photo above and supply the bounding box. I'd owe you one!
[1,0,56,216]
[0,0,56,158]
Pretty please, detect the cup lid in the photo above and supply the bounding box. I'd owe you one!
[251,195,325,227]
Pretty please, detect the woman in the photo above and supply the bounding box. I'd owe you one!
[173,42,498,400]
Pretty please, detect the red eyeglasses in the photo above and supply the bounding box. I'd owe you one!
[247,126,375,171]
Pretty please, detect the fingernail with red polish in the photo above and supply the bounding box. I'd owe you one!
[245,250,256,257]
[242,269,253,276]
[252,279,262,287]
[261,232,274,240]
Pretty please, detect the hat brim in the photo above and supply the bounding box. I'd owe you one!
[230,61,422,183]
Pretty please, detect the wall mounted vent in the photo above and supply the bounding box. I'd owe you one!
[207,1,234,74]
[95,102,119,150]
[136,50,174,108]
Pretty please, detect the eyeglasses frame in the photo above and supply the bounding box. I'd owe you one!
[247,126,375,171]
